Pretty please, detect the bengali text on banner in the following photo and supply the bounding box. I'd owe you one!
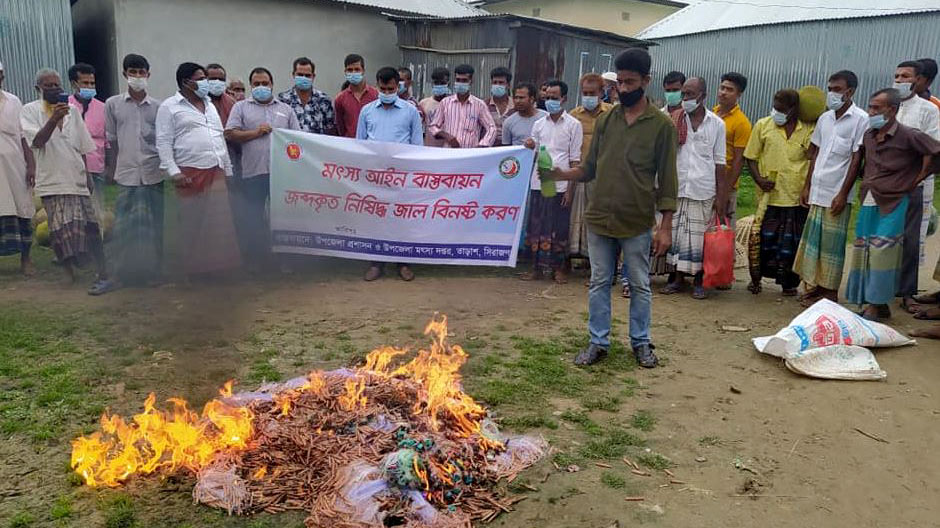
[269,129,535,266]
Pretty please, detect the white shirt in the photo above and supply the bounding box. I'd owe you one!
[808,103,869,207]
[676,109,726,200]
[20,101,96,197]
[897,94,940,139]
[155,92,231,177]
[530,111,583,192]
[0,91,34,218]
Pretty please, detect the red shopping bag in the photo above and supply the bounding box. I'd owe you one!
[703,215,735,289]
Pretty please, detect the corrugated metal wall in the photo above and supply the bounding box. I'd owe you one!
[0,0,75,101]
[647,12,940,118]
[397,18,640,108]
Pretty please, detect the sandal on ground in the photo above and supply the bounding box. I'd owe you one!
[914,307,940,320]
[692,285,707,300]
[747,281,762,294]
[398,265,415,282]
[660,282,684,295]
[553,270,569,284]
[782,288,799,297]
[913,292,940,305]
[88,278,119,296]
[900,298,921,314]
[364,265,383,282]
[519,271,538,281]
[622,284,631,298]
[574,344,608,366]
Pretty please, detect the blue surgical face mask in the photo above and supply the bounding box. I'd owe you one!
[379,92,398,105]
[893,81,912,99]
[545,99,563,114]
[582,95,599,111]
[826,91,845,111]
[193,79,210,99]
[869,112,887,129]
[432,84,450,97]
[207,79,226,97]
[294,76,313,91]
[252,85,273,102]
[491,84,507,98]
[454,82,470,95]
[398,81,407,95]
[78,87,97,100]
[664,90,682,107]
[345,72,364,85]
[771,108,788,126]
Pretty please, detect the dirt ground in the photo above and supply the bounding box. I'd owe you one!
[2,241,940,527]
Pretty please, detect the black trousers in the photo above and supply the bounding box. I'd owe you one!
[898,185,924,298]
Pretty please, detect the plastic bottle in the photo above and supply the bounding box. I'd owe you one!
[537,145,556,197]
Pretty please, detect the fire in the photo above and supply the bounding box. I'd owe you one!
[72,314,496,488]
[71,393,252,487]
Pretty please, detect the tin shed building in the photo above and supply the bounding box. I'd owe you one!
[393,13,651,110]
[0,0,75,101]
[636,0,940,114]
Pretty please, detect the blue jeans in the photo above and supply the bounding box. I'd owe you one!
[588,229,652,349]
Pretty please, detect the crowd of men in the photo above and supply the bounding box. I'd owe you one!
[3,47,940,368]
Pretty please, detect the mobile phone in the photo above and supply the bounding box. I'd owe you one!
[56,93,69,104]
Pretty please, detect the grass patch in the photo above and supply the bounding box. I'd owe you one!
[600,472,627,489]
[551,451,582,467]
[580,428,645,459]
[560,409,603,436]
[637,453,673,470]
[698,435,721,447]
[8,512,36,528]
[50,495,73,519]
[582,396,621,412]
[102,494,137,528]
[630,410,657,432]
[499,414,558,430]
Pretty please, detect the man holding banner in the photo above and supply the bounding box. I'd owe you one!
[549,48,678,369]
[356,66,424,281]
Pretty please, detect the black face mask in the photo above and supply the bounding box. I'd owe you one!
[619,87,645,108]
[41,88,62,105]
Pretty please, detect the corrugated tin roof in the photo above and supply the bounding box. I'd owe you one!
[389,12,654,46]
[331,0,486,17]
[637,0,940,39]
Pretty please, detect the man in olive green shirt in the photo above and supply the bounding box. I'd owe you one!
[551,48,678,368]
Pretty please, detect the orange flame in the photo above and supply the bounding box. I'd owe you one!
[72,314,496,487]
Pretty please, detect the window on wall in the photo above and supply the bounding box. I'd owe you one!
[532,7,541,16]
[621,11,631,20]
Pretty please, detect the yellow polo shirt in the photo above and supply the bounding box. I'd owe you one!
[744,116,815,207]
[713,104,752,189]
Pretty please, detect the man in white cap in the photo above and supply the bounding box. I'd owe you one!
[0,60,38,275]
[601,72,619,104]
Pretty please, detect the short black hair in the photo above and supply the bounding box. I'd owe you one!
[829,70,858,90]
[613,48,651,77]
[454,64,475,77]
[292,57,314,73]
[249,67,273,84]
[490,66,512,83]
[514,82,538,99]
[917,58,938,83]
[663,71,685,86]
[175,62,205,89]
[397,66,412,80]
[897,60,923,76]
[122,53,149,72]
[871,87,901,110]
[68,63,95,82]
[431,66,450,83]
[720,72,748,93]
[344,54,364,68]
[544,79,568,97]
[205,63,226,76]
[774,88,800,111]
[376,66,400,84]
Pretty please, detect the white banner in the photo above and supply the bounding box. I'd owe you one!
[269,130,534,266]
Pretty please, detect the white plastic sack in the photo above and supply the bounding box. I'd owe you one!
[753,299,915,359]
[784,344,887,381]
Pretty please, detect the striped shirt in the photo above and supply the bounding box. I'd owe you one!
[427,94,498,148]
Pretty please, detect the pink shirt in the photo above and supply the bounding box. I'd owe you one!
[334,85,378,138]
[69,95,107,174]
[427,94,498,148]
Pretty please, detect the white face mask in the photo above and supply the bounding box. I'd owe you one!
[826,91,845,111]
[127,76,148,92]
[771,108,789,126]
[681,98,700,114]
[893,81,913,99]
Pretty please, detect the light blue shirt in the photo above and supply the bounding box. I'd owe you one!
[355,98,423,145]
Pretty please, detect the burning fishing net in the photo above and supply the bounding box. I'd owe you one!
[71,315,546,526]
